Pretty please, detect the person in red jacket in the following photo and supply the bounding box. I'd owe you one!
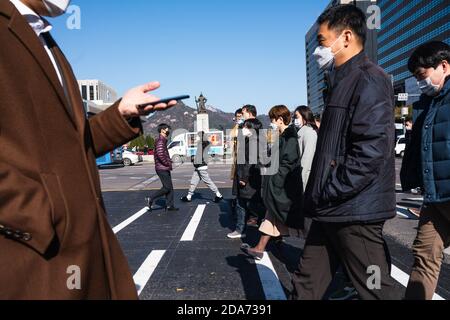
[146,124,179,212]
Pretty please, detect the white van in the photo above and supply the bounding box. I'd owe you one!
[168,131,224,163]
[395,123,405,140]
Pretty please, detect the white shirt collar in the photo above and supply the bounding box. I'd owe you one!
[9,0,53,36]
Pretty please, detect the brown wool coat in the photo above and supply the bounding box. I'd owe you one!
[0,0,140,299]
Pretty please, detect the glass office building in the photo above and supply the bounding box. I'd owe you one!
[305,0,378,115]
[378,0,450,105]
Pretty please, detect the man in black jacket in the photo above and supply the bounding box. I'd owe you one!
[291,4,397,300]
[181,131,223,203]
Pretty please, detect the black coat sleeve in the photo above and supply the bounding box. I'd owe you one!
[321,74,394,203]
[236,138,251,183]
[271,136,300,189]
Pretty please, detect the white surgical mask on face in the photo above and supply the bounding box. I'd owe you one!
[270,123,278,131]
[42,0,71,17]
[294,118,303,128]
[242,128,252,137]
[237,119,244,126]
[418,66,446,97]
[313,34,345,70]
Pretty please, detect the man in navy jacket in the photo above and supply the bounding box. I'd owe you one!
[401,41,450,300]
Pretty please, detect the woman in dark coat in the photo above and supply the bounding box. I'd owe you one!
[241,105,304,259]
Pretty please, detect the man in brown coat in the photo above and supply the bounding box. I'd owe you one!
[0,0,176,299]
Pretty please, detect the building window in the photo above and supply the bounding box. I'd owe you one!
[81,85,87,100]
[96,85,99,100]
[89,85,94,101]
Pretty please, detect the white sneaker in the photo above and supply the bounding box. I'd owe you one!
[227,231,246,239]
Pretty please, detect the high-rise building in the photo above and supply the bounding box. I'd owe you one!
[305,0,378,115]
[377,0,450,106]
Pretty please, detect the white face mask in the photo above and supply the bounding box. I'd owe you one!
[270,123,278,131]
[313,34,345,70]
[418,66,446,97]
[42,0,71,17]
[294,118,303,128]
[242,128,252,137]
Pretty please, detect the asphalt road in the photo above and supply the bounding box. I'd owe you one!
[100,159,449,300]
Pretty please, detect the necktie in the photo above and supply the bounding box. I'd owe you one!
[41,32,74,118]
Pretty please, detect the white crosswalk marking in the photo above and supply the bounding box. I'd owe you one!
[107,197,448,300]
[255,253,287,300]
[133,250,166,296]
[396,206,418,219]
[113,207,149,234]
[180,205,206,241]
[403,198,424,201]
[391,265,445,300]
[396,211,409,218]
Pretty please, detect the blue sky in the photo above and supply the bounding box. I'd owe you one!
[50,0,330,114]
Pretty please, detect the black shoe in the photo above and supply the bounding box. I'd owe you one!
[145,197,153,212]
[181,196,192,203]
[166,206,180,212]
[214,196,223,203]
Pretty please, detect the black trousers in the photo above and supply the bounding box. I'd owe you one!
[291,221,397,300]
[149,171,174,207]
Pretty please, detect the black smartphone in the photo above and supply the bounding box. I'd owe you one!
[137,95,190,109]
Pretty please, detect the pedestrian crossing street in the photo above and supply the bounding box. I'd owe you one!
[103,189,447,300]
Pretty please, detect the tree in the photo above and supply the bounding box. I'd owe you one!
[129,135,145,150]
[145,135,155,150]
[129,134,155,151]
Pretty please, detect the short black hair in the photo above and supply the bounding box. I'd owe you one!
[408,41,450,73]
[235,108,243,117]
[318,4,367,45]
[243,118,263,131]
[242,105,257,117]
[157,123,170,134]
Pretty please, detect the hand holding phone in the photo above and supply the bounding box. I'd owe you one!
[118,82,183,119]
[137,95,190,109]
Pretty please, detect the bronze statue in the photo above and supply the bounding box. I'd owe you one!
[195,93,207,114]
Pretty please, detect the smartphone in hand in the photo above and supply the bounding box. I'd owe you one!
[137,95,190,109]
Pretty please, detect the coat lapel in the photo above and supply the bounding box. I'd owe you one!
[51,41,87,134]
[3,2,77,128]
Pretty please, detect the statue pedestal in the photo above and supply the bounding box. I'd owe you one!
[196,113,210,133]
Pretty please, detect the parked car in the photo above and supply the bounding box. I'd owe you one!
[122,150,143,166]
[395,135,406,158]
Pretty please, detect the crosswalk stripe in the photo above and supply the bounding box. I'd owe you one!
[181,205,206,241]
[113,207,149,234]
[133,250,166,296]
[396,206,418,220]
[403,198,423,201]
[391,265,445,300]
[255,253,287,300]
[396,211,410,218]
